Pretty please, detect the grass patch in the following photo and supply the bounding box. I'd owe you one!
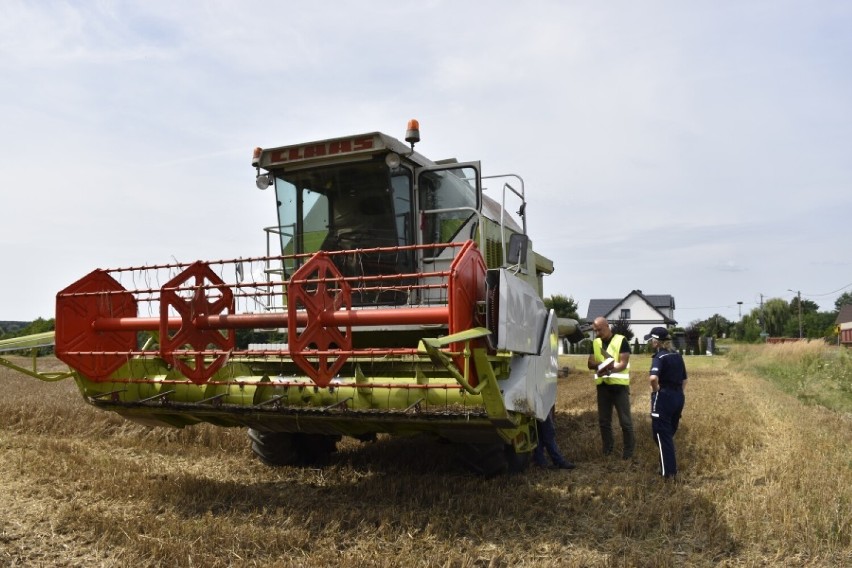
[727,342,852,413]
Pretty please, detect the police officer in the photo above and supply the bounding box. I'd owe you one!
[587,317,634,459]
[644,327,688,481]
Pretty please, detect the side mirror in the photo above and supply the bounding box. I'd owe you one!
[507,233,528,266]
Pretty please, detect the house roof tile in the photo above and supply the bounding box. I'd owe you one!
[835,304,852,325]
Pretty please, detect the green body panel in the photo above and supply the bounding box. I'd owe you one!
[0,331,56,352]
[0,332,73,382]
[69,329,537,451]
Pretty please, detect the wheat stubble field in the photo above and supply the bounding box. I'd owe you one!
[0,349,849,567]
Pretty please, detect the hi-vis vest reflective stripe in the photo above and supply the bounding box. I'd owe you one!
[593,334,630,386]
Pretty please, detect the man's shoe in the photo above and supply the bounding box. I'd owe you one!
[555,461,576,470]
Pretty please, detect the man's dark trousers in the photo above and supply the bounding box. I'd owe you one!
[596,383,635,458]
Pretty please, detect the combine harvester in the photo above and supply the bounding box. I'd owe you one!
[0,121,580,475]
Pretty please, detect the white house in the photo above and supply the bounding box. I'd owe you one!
[585,290,677,343]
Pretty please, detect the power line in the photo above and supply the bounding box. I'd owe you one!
[801,281,852,298]
[670,283,852,313]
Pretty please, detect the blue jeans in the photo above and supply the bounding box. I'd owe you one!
[534,407,568,466]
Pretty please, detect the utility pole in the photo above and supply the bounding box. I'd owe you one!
[788,289,803,338]
[797,290,803,339]
[737,301,743,319]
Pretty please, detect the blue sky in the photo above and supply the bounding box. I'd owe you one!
[1,1,850,324]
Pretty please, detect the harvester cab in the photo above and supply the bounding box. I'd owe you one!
[6,121,574,476]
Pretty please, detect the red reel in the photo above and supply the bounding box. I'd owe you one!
[55,270,138,380]
[160,262,235,384]
[287,253,352,387]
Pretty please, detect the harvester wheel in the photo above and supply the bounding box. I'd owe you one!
[297,433,341,465]
[248,429,340,467]
[504,446,532,474]
[456,442,531,477]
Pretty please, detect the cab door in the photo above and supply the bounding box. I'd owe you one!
[415,161,482,306]
[416,161,482,252]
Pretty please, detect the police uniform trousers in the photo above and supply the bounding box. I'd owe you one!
[651,387,685,477]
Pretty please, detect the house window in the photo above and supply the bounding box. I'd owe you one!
[620,309,631,320]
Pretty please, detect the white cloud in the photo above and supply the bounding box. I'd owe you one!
[1,0,850,322]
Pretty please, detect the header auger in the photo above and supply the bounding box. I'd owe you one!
[6,122,576,476]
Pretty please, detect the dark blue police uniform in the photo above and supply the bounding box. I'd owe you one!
[649,348,687,478]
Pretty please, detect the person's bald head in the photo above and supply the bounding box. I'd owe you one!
[592,317,613,340]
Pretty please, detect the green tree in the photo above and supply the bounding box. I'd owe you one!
[790,297,819,315]
[785,297,819,338]
[733,306,782,342]
[684,323,702,353]
[733,311,763,342]
[835,291,852,311]
[544,294,579,320]
[762,298,791,337]
[0,318,56,355]
[611,317,634,341]
[701,313,732,338]
[783,310,838,340]
[2,317,55,338]
[808,312,839,339]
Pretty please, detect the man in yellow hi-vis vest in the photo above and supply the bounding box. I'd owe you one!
[587,317,635,459]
